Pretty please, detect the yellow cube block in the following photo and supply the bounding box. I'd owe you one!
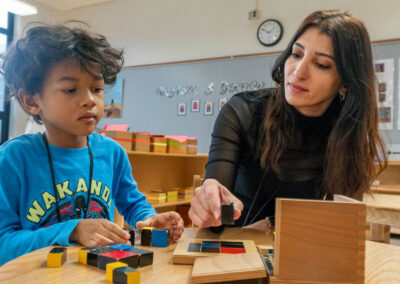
[47,247,67,268]
[78,248,88,264]
[106,261,128,282]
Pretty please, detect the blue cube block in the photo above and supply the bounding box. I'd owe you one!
[151,229,169,247]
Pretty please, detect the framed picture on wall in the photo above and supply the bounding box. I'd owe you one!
[191,99,200,112]
[219,98,228,111]
[204,102,213,116]
[178,102,186,116]
[104,77,124,118]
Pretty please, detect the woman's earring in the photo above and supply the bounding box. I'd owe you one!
[339,90,346,101]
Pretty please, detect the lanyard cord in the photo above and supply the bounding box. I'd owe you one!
[42,132,93,222]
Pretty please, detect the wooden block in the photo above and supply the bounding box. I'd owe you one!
[112,266,140,284]
[151,229,169,247]
[221,203,234,225]
[141,227,154,246]
[86,246,117,266]
[146,192,166,204]
[131,132,150,152]
[124,229,135,244]
[166,190,178,202]
[150,135,167,153]
[274,198,366,283]
[47,247,67,268]
[106,262,128,282]
[257,245,273,258]
[191,252,266,283]
[98,250,139,270]
[178,188,194,200]
[187,138,198,154]
[124,247,154,267]
[173,238,258,264]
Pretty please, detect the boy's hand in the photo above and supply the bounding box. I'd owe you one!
[69,219,131,247]
[136,212,184,240]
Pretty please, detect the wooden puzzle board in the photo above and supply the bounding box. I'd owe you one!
[191,252,266,283]
[172,238,258,264]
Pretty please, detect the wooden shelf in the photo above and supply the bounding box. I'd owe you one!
[371,184,400,194]
[152,199,191,208]
[126,151,208,158]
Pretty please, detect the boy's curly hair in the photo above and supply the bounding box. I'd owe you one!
[1,23,124,123]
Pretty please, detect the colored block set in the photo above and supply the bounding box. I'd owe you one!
[77,243,153,283]
[188,241,246,254]
[141,227,169,247]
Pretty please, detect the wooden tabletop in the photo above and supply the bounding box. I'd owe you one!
[0,227,399,284]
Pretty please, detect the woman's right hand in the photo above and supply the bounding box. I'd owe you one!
[189,178,243,228]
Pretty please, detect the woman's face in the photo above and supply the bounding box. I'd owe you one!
[284,27,344,117]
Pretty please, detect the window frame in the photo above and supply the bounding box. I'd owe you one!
[0,12,14,145]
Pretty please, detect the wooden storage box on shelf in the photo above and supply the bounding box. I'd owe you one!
[131,132,151,152]
[103,131,150,152]
[146,192,166,204]
[167,138,187,154]
[150,135,167,153]
[186,138,197,154]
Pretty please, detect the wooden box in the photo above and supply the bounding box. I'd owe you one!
[150,135,167,153]
[103,130,133,151]
[273,198,366,283]
[166,190,178,202]
[146,192,166,204]
[186,138,198,154]
[131,132,150,152]
[178,188,194,200]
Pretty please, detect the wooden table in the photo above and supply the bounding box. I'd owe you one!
[0,228,399,283]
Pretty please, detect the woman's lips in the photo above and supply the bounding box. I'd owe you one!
[288,83,308,93]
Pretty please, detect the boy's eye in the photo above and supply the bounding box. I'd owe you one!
[94,88,104,93]
[62,88,76,94]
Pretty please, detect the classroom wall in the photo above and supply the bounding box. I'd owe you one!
[9,0,400,149]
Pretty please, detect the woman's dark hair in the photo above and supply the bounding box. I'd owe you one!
[260,10,387,197]
[1,23,124,123]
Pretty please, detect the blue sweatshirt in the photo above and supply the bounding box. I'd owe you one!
[0,132,157,265]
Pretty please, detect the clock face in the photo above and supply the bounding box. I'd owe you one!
[257,19,283,47]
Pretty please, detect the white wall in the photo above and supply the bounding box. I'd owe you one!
[9,0,400,137]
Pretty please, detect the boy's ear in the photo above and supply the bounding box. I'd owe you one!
[18,89,41,116]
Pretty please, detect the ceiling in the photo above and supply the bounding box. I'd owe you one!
[30,0,114,11]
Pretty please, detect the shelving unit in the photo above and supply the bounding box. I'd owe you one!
[114,151,208,228]
[366,161,400,236]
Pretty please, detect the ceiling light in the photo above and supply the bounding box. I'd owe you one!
[3,0,38,16]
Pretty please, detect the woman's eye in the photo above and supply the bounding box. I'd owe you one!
[316,62,329,70]
[290,52,301,59]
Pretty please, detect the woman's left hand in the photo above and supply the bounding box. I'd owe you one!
[136,212,184,240]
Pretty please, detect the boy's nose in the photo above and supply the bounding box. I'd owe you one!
[82,91,96,107]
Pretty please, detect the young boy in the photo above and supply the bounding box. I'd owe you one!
[0,24,183,265]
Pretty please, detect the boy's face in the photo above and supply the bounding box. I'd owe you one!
[34,59,104,147]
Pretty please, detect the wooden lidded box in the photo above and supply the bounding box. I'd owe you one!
[178,188,194,200]
[186,137,197,154]
[131,132,151,152]
[103,130,133,151]
[166,136,187,154]
[150,135,167,153]
[146,192,166,204]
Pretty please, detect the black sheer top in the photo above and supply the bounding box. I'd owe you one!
[205,88,342,226]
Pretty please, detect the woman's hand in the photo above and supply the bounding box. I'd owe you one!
[188,178,243,228]
[69,219,131,247]
[136,212,184,240]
